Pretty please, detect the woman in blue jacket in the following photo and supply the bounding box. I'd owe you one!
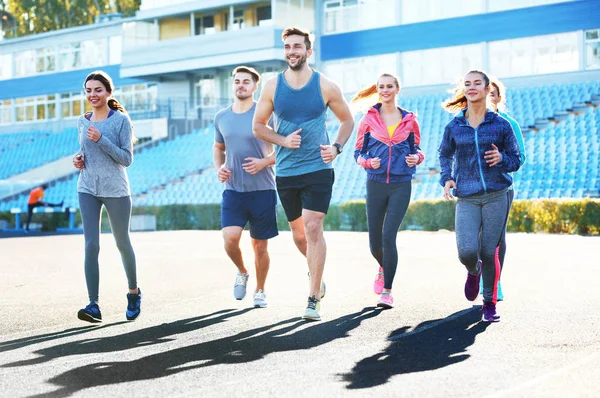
[478,77,528,300]
[352,73,424,309]
[439,70,521,322]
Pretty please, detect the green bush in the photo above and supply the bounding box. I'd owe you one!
[2,198,598,236]
[340,200,368,231]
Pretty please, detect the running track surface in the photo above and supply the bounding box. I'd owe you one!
[1,230,599,397]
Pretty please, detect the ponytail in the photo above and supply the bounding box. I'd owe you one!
[350,83,378,105]
[108,98,126,113]
[441,85,467,113]
[108,98,137,143]
[350,73,401,113]
[442,69,491,113]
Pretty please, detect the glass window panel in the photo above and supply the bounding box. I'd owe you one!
[257,5,272,26]
[26,105,35,121]
[0,53,13,80]
[109,36,122,64]
[62,101,71,118]
[16,106,25,122]
[48,102,56,119]
[37,104,46,120]
[72,100,81,117]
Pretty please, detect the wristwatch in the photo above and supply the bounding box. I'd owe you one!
[333,143,343,154]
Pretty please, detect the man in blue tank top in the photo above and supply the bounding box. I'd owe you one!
[253,27,355,321]
[213,66,277,309]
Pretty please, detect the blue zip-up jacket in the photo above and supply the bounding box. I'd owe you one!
[354,104,424,183]
[438,109,521,198]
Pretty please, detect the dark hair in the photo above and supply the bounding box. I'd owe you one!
[232,66,261,84]
[489,77,507,113]
[84,70,136,142]
[282,27,312,50]
[41,184,48,190]
[84,70,127,114]
[442,70,490,113]
[351,73,401,105]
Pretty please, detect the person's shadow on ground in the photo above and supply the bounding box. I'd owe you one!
[0,322,128,354]
[28,307,382,398]
[341,306,490,389]
[3,309,251,368]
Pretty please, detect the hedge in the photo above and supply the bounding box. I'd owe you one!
[1,198,598,235]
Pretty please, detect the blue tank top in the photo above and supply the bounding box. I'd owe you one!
[273,70,331,177]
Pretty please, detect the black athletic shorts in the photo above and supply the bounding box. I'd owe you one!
[276,169,334,222]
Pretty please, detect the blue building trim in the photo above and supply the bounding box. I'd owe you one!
[320,0,600,61]
[0,65,145,100]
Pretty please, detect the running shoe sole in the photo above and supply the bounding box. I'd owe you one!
[77,310,102,323]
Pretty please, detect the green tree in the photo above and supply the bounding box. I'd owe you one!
[0,0,141,37]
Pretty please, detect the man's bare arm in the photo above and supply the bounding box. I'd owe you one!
[213,142,226,169]
[324,77,354,146]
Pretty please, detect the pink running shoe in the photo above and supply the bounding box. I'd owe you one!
[377,292,394,309]
[374,267,385,295]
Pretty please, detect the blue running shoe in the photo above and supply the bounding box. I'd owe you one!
[78,301,102,323]
[126,288,142,321]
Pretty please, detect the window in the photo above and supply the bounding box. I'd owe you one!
[232,9,245,31]
[489,32,578,78]
[122,21,159,48]
[0,53,12,80]
[109,36,122,64]
[15,50,35,77]
[59,43,81,71]
[0,99,12,125]
[114,83,157,113]
[324,0,396,34]
[195,75,219,108]
[257,5,272,26]
[60,92,85,118]
[81,39,106,68]
[35,48,56,73]
[585,29,600,70]
[488,0,574,13]
[194,15,215,35]
[402,0,482,24]
[402,44,483,87]
[324,53,397,95]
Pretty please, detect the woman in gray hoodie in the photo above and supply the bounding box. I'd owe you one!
[73,70,141,323]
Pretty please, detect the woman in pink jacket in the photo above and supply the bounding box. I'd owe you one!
[351,73,424,309]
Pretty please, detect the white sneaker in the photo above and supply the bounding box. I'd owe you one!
[253,290,267,308]
[302,296,321,321]
[233,272,249,300]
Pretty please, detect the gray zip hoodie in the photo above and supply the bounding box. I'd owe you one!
[76,111,133,197]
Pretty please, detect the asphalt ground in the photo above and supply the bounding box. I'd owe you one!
[1,230,599,397]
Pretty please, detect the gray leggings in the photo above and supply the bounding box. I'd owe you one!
[366,180,412,290]
[79,193,137,302]
[455,189,510,304]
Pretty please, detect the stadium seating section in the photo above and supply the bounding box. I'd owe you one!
[1,81,599,212]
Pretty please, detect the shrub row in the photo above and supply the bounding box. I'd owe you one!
[2,198,598,235]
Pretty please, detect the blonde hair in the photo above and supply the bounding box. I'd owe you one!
[350,73,401,113]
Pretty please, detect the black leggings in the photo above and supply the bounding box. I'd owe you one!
[366,180,412,290]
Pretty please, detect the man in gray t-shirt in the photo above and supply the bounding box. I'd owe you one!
[213,66,277,308]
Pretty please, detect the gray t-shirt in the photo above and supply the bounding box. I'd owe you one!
[214,103,275,192]
[76,110,133,197]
